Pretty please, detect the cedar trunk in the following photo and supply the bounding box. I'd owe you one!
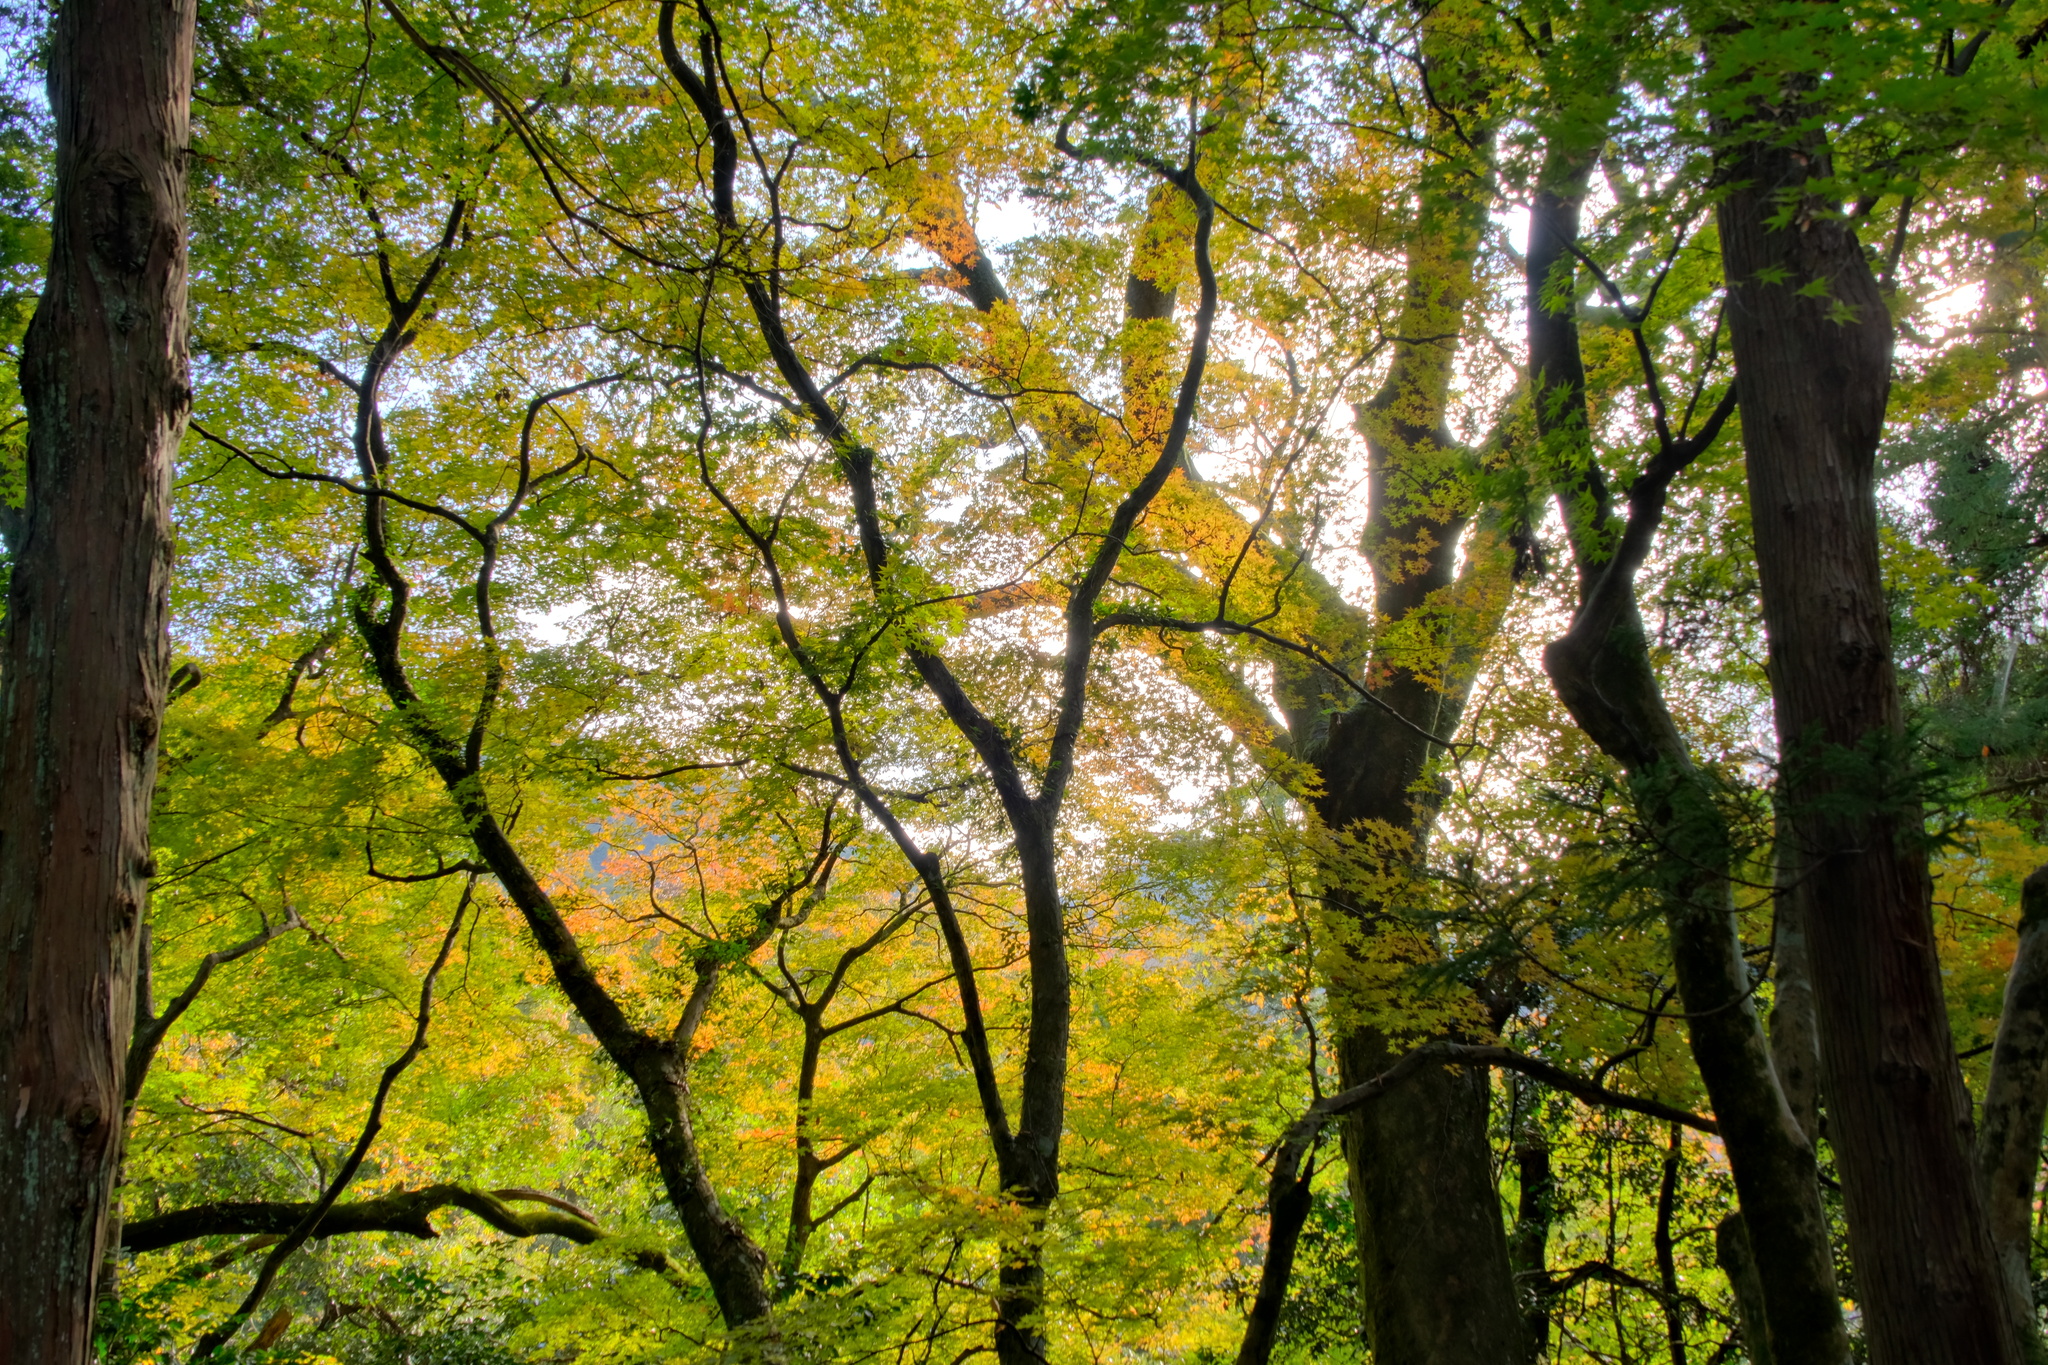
[1720,130,2020,1365]
[0,0,192,1358]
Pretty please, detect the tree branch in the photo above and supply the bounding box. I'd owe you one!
[128,909,307,1105]
[189,880,471,1360]
[1235,1040,1713,1365]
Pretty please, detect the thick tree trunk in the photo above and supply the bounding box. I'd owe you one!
[1529,147,1851,1365]
[1720,120,2021,1365]
[1330,1026,1517,1363]
[1306,158,1525,1365]
[1314,673,1520,1365]
[0,0,191,1358]
[1978,864,2048,1353]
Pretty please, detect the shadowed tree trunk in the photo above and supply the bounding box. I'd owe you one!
[1716,1214,1776,1365]
[1308,160,1524,1362]
[1526,119,1851,1365]
[0,0,192,1358]
[1710,811,1822,1365]
[1508,1073,1558,1363]
[1718,73,2022,1365]
[1978,863,2048,1355]
[1770,809,1823,1148]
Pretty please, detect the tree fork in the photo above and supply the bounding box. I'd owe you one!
[1526,120,1852,1365]
[1311,140,1526,1365]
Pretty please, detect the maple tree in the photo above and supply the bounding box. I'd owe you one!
[0,0,2046,1363]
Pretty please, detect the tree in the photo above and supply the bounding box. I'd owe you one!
[0,0,193,1359]
[21,0,2048,1360]
[1710,4,2042,1360]
[1016,8,1535,1358]
[1506,11,1850,1358]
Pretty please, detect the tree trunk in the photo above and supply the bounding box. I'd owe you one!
[1978,864,2048,1354]
[1720,114,2021,1365]
[1655,1124,1690,1365]
[1508,1075,1556,1365]
[0,0,191,1357]
[1529,139,1851,1365]
[1234,1158,1317,1365]
[1770,810,1823,1147]
[1716,1213,1776,1365]
[991,811,1066,1365]
[1305,153,1525,1365]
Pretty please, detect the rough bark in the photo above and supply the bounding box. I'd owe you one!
[1528,135,1851,1365]
[0,0,192,1357]
[1978,864,2048,1351]
[1719,101,2021,1365]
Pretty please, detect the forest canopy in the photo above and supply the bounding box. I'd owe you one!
[2,0,2046,1361]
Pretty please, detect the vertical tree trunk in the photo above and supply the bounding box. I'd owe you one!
[1655,1124,1690,1365]
[0,0,192,1357]
[1720,111,2021,1365]
[1508,1075,1557,1365]
[1978,864,2048,1355]
[1716,1214,1777,1365]
[1529,134,1851,1365]
[1770,811,1823,1147]
[1310,150,1525,1365]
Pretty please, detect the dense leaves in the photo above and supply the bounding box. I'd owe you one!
[2,0,2043,1359]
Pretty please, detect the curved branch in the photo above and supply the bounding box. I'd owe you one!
[125,1184,600,1253]
[128,909,307,1105]
[189,883,471,1360]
